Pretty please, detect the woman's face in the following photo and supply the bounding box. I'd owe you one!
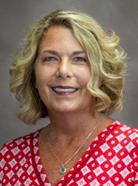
[35,25,95,115]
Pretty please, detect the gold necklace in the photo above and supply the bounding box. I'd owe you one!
[46,123,98,176]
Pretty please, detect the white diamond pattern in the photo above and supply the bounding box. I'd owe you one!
[97,155,106,165]
[93,167,103,176]
[100,143,110,152]
[81,166,91,175]
[0,121,138,185]
[110,156,119,165]
[122,155,132,166]
[113,144,122,153]
[107,167,116,177]
[126,142,135,152]
[76,178,86,185]
[116,133,126,141]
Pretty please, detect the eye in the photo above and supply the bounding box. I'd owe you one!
[73,56,87,63]
[42,56,59,63]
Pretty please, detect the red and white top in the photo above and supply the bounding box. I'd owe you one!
[0,121,138,186]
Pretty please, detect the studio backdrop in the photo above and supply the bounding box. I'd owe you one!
[0,0,138,147]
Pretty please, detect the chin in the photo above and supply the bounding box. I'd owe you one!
[50,103,87,114]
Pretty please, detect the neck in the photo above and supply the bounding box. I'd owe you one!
[48,109,99,139]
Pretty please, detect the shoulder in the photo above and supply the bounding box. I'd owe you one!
[113,120,138,137]
[108,120,138,148]
[0,129,40,162]
[0,129,41,183]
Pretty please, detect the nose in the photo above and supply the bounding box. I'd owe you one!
[56,58,73,79]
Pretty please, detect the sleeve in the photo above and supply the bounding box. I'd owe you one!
[133,130,138,185]
[0,141,16,185]
[134,168,138,186]
[0,144,7,184]
[134,163,138,185]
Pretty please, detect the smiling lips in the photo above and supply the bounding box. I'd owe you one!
[51,86,79,95]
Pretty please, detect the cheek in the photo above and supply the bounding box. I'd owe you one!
[77,68,91,86]
[34,67,51,88]
[35,71,44,88]
[35,74,50,102]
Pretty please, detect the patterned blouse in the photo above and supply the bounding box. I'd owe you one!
[0,121,138,186]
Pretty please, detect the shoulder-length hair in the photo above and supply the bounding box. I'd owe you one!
[10,10,127,124]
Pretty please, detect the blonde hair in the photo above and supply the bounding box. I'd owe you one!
[10,10,127,124]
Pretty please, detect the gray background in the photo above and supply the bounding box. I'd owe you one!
[0,0,138,147]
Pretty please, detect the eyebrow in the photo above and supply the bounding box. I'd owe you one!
[40,50,86,56]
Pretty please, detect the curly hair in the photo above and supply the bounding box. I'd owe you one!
[10,9,127,124]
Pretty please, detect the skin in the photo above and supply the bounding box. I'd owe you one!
[35,25,99,135]
[34,25,113,184]
[35,26,93,117]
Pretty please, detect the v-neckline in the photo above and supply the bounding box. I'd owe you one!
[33,120,120,185]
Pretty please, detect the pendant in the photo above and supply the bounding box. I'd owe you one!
[59,164,67,175]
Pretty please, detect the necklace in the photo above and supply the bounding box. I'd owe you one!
[46,123,97,176]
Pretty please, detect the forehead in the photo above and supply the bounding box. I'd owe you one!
[38,25,84,54]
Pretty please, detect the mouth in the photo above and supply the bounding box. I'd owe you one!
[51,86,79,95]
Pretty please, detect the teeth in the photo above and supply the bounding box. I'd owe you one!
[52,88,78,93]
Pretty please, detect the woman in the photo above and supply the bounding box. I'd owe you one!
[0,10,138,186]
